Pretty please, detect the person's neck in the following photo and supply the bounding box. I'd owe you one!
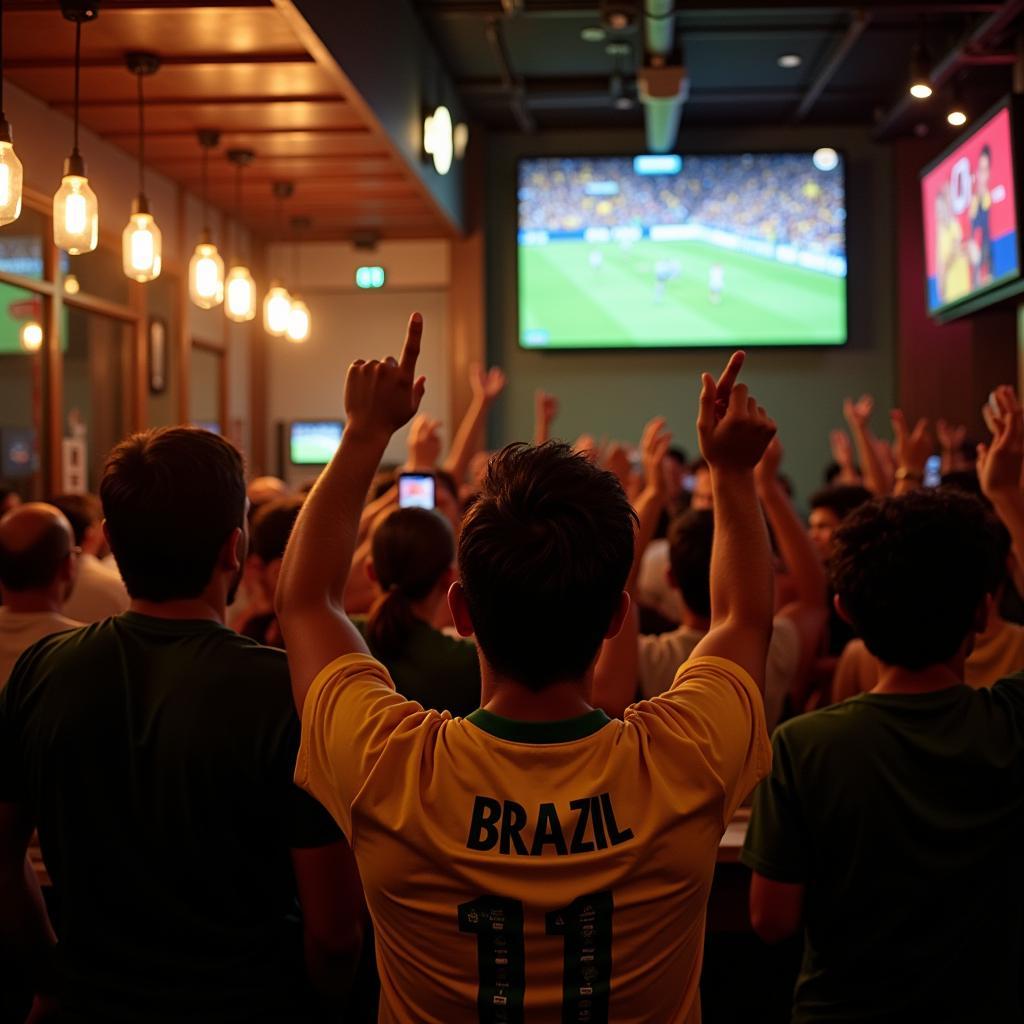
[0,587,65,615]
[480,666,595,722]
[873,660,964,695]
[410,590,445,629]
[129,594,225,624]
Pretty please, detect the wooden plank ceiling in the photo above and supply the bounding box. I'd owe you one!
[5,1,453,240]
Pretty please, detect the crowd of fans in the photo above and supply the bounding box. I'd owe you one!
[0,316,1022,1022]
[519,154,846,255]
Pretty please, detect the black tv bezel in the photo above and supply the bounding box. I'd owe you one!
[514,149,851,353]
[919,94,1024,323]
[289,419,344,466]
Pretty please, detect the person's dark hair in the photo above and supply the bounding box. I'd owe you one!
[251,496,303,564]
[830,490,1005,670]
[666,446,688,467]
[0,517,70,591]
[100,427,246,602]
[367,508,454,658]
[50,493,102,546]
[667,509,714,619]
[980,144,992,165]
[939,470,986,502]
[458,442,635,690]
[810,484,872,521]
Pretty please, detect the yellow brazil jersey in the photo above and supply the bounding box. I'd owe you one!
[296,654,769,1024]
[939,221,971,303]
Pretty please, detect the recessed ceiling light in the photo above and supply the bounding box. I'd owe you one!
[778,54,802,69]
[605,42,630,56]
[947,109,967,127]
[581,26,606,43]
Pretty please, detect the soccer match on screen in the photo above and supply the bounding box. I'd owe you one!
[517,151,848,349]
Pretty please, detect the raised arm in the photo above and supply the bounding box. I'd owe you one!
[755,436,828,708]
[891,409,933,496]
[690,353,777,688]
[534,390,558,445]
[843,395,891,497]
[978,385,1024,560]
[443,365,506,485]
[592,417,672,717]
[277,313,427,712]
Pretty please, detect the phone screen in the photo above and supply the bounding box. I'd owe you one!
[399,473,436,510]
[924,454,942,488]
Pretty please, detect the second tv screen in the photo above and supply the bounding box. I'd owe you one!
[517,152,848,349]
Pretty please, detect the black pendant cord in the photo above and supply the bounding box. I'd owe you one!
[233,161,242,262]
[201,145,209,235]
[72,19,81,156]
[136,70,144,196]
[1,0,6,119]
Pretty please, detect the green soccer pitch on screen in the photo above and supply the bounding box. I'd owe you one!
[517,152,848,350]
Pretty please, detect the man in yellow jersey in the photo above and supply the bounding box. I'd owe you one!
[277,312,777,1023]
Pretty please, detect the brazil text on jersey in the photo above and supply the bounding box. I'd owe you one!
[467,792,634,856]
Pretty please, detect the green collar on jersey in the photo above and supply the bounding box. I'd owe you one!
[466,707,611,744]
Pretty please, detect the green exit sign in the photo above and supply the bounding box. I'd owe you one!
[355,266,386,289]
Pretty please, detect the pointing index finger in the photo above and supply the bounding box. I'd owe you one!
[715,351,746,402]
[399,312,423,376]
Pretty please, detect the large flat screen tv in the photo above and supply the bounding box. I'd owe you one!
[516,151,848,349]
[921,97,1022,321]
[290,420,343,466]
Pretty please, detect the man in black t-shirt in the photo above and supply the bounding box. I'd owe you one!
[0,428,364,1023]
[743,395,1024,1023]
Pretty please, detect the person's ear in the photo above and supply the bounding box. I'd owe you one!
[604,591,631,640]
[365,560,377,585]
[220,526,244,575]
[448,580,475,638]
[833,592,854,625]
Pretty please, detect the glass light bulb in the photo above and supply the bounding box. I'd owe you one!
[122,209,162,282]
[63,273,80,295]
[188,241,225,309]
[263,283,292,336]
[19,320,43,352]
[0,140,23,226]
[286,297,311,343]
[225,265,256,322]
[53,174,99,254]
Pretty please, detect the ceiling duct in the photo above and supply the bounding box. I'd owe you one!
[639,0,687,153]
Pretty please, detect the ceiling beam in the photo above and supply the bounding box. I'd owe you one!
[58,94,341,108]
[5,0,275,8]
[485,15,536,132]
[794,9,870,121]
[98,126,372,139]
[4,52,312,70]
[427,0,1000,14]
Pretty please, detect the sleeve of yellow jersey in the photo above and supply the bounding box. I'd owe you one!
[294,653,424,839]
[626,655,771,828]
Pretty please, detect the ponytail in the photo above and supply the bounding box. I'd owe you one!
[367,585,417,659]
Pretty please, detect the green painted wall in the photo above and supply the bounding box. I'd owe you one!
[484,125,897,505]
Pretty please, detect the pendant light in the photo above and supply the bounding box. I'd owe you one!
[263,181,292,336]
[224,148,256,323]
[0,0,23,225]
[122,52,161,282]
[188,130,225,309]
[286,216,311,344]
[53,0,99,255]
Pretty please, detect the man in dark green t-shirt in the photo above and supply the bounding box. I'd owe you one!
[742,402,1024,1023]
[0,428,365,1023]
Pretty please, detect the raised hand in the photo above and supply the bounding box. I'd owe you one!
[640,416,673,497]
[534,390,559,444]
[573,433,599,464]
[603,442,632,490]
[406,414,442,471]
[345,312,426,440]
[843,394,874,429]
[830,428,854,469]
[471,364,507,403]
[890,409,932,475]
[755,435,784,489]
[697,351,776,471]
[978,386,1024,498]
[937,419,967,453]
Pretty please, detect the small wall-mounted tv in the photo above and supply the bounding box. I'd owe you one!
[290,420,343,465]
[921,96,1022,321]
[516,151,848,349]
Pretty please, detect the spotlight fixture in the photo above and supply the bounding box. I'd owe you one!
[224,148,256,323]
[121,52,162,282]
[0,0,23,225]
[909,41,932,100]
[946,78,967,127]
[53,0,99,255]
[263,181,293,337]
[599,0,634,31]
[777,54,802,69]
[188,130,225,309]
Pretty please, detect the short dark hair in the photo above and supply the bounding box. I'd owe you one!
[0,514,71,591]
[810,484,872,521]
[100,427,246,602]
[458,442,635,690]
[367,508,455,658]
[830,490,1004,670]
[667,509,714,619]
[251,496,303,564]
[980,144,992,164]
[50,493,102,546]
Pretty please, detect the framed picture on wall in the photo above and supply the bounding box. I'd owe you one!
[149,317,168,394]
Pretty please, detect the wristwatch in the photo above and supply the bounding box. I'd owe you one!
[895,467,923,482]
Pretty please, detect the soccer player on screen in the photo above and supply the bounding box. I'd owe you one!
[708,262,725,305]
[276,314,776,1022]
[969,144,993,287]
